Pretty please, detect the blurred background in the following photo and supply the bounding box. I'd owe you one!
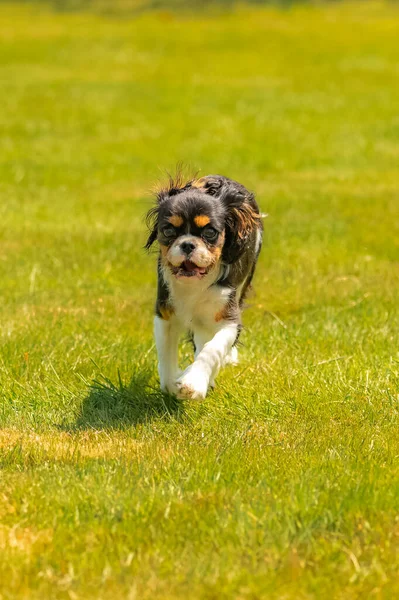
[3,0,299,11]
[2,2,399,598]
[1,0,398,400]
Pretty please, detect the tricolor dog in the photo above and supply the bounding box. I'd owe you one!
[146,174,262,400]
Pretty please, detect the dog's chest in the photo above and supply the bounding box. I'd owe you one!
[172,284,230,329]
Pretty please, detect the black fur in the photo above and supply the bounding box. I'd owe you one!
[146,174,263,322]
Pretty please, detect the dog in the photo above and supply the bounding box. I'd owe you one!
[145,173,263,400]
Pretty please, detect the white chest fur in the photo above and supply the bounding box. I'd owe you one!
[168,277,231,331]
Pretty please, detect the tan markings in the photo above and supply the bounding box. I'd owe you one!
[215,305,229,322]
[215,309,224,323]
[168,215,183,227]
[159,306,174,321]
[209,245,222,261]
[194,215,210,228]
[160,244,168,258]
[191,177,206,189]
[208,231,224,262]
[232,202,262,239]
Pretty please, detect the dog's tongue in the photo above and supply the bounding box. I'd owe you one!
[183,260,206,274]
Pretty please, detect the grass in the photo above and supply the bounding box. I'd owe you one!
[1,1,399,597]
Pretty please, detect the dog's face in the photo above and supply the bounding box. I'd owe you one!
[157,191,225,281]
[146,174,261,283]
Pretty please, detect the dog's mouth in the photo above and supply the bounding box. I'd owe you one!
[171,260,209,279]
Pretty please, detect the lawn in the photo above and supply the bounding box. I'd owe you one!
[1,1,399,598]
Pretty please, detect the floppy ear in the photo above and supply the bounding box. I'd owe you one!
[195,176,260,264]
[144,206,159,250]
[223,188,261,263]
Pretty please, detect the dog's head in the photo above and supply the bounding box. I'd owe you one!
[145,174,261,282]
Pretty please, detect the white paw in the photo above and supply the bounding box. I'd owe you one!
[175,366,209,400]
[161,381,178,395]
[224,346,238,366]
[160,371,183,395]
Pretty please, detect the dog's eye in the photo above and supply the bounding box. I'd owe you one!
[162,227,176,238]
[202,227,218,242]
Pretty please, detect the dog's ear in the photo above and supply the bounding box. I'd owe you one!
[194,176,261,264]
[145,205,159,250]
[222,187,261,263]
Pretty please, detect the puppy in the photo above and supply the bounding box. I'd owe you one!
[145,173,263,400]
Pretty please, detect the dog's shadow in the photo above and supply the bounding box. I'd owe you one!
[69,369,183,431]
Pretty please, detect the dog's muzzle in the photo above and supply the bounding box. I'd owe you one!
[166,235,215,280]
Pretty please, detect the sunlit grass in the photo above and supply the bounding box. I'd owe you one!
[1,2,399,598]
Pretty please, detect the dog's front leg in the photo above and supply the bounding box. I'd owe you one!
[154,315,181,394]
[176,323,238,400]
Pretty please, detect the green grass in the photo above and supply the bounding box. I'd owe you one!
[1,1,399,597]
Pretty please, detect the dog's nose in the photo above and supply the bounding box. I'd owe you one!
[180,241,196,255]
